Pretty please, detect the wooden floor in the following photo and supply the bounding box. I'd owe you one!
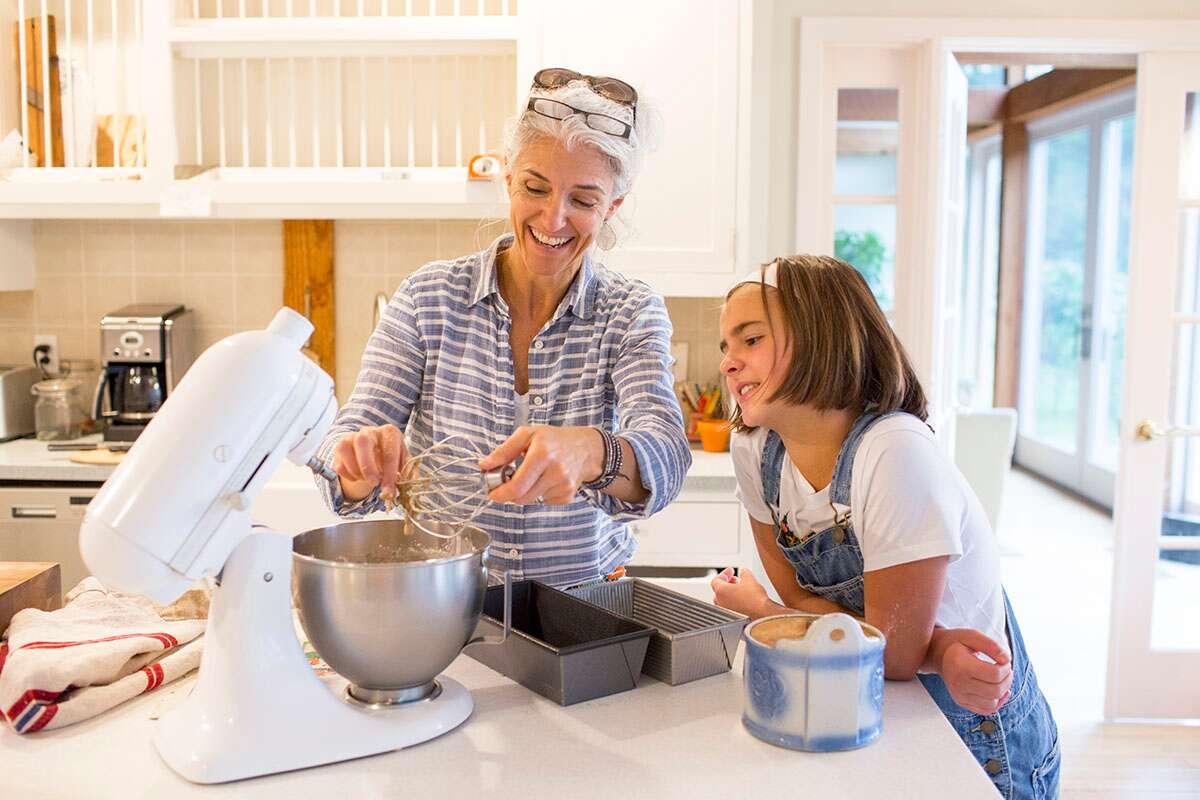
[998,469,1200,799]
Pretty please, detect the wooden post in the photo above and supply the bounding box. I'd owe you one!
[282,221,336,379]
[13,14,63,167]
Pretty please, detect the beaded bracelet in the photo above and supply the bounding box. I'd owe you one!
[582,428,623,491]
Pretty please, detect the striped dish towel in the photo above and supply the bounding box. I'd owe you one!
[0,578,207,734]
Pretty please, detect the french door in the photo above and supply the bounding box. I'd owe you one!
[1106,51,1200,720]
[1015,90,1136,509]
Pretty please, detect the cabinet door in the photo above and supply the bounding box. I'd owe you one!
[628,500,741,567]
[0,487,96,593]
[530,0,738,294]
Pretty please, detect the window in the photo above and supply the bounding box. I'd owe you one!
[962,64,1007,87]
[833,88,898,313]
[958,135,1002,409]
[1024,64,1054,81]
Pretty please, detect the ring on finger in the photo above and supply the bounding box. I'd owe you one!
[535,495,546,504]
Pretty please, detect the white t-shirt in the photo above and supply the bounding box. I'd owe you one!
[731,414,1007,650]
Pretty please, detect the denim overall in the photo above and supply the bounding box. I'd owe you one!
[760,412,1061,799]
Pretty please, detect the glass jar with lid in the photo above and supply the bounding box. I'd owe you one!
[31,377,84,441]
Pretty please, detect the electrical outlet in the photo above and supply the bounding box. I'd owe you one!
[33,334,59,376]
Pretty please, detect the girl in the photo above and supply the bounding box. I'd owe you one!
[712,255,1060,799]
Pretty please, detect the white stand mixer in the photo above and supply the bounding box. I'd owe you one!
[80,309,474,784]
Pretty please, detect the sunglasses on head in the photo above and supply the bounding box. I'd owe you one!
[528,68,638,139]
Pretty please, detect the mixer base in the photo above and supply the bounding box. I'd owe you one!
[154,527,474,784]
[347,680,442,707]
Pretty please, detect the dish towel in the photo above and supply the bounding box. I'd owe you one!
[0,578,208,734]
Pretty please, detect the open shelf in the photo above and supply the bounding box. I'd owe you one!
[0,166,507,219]
[168,16,520,57]
[164,166,508,218]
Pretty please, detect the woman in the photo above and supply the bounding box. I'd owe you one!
[314,68,691,588]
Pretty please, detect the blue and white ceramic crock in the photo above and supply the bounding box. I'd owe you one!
[741,612,885,752]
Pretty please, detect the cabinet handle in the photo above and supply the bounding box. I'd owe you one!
[11,506,57,519]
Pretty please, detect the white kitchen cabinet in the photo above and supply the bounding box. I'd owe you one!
[627,499,742,568]
[0,1,524,220]
[0,484,99,593]
[527,0,740,296]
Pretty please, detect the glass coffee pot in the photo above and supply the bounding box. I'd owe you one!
[31,377,85,441]
[117,364,164,421]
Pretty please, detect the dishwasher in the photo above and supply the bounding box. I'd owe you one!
[0,483,100,594]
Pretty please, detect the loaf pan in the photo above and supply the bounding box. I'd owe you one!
[465,580,653,706]
[567,578,747,685]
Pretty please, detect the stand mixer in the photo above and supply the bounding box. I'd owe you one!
[79,308,501,784]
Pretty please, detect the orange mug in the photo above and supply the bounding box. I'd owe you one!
[695,418,731,452]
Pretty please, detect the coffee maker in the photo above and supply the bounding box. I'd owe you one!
[93,304,195,442]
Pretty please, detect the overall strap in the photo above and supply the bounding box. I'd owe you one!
[760,429,787,528]
[828,411,901,506]
[761,411,905,516]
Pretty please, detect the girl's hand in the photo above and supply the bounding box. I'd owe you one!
[480,426,604,505]
[711,567,770,619]
[933,628,1014,716]
[332,424,409,503]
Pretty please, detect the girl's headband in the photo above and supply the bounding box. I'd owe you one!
[732,261,779,291]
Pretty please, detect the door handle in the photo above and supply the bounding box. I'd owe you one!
[11,506,57,519]
[1134,419,1200,441]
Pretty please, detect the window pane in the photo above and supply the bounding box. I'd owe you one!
[1158,310,1200,652]
[1172,215,1200,504]
[1150,546,1200,651]
[962,64,1006,87]
[1022,127,1090,451]
[835,89,898,196]
[1184,93,1199,200]
[1024,64,1053,81]
[1089,115,1135,471]
[958,143,1001,409]
[834,204,895,313]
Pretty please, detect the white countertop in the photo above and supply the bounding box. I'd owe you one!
[0,435,114,482]
[0,435,737,488]
[0,644,997,799]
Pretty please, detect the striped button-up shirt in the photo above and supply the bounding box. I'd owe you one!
[315,234,691,587]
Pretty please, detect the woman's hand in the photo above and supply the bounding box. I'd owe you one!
[711,567,772,619]
[931,628,1013,716]
[480,426,604,505]
[331,424,409,503]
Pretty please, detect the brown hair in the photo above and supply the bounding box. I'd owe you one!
[726,254,928,432]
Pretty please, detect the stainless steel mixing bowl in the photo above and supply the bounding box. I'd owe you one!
[292,518,490,705]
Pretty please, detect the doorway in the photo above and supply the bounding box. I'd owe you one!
[1015,89,1136,509]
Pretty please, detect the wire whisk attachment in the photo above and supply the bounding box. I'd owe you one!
[384,434,513,540]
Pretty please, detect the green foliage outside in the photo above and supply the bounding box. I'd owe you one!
[834,229,891,309]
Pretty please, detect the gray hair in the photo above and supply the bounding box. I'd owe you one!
[502,81,657,201]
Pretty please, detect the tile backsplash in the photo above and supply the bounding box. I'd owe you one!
[0,220,723,404]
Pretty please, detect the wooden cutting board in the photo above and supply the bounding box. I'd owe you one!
[0,562,62,637]
[68,447,126,465]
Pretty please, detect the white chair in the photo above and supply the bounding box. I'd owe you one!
[954,408,1018,539]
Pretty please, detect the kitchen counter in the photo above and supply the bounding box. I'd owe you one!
[0,435,113,482]
[0,643,998,799]
[0,435,738,491]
